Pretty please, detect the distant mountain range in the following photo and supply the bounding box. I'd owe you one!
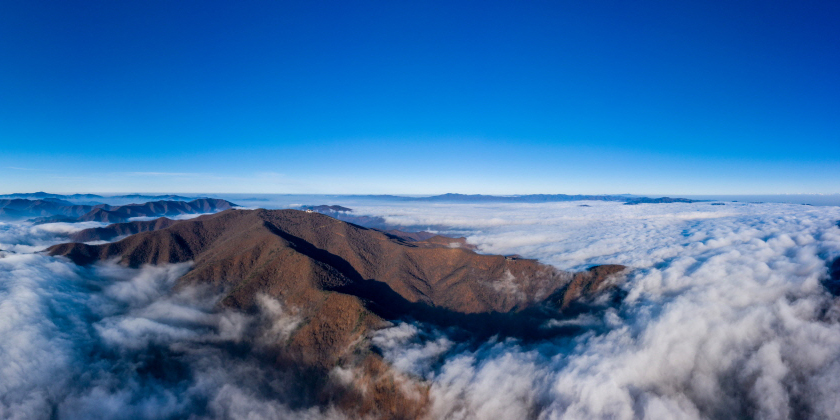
[0,192,204,201]
[623,196,698,205]
[297,205,396,230]
[0,192,704,226]
[0,198,236,223]
[0,198,94,220]
[1,191,704,205]
[0,192,105,200]
[295,196,701,233]
[300,204,353,212]
[340,193,700,203]
[413,193,639,202]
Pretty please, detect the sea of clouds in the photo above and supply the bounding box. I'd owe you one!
[358,201,840,419]
[2,201,840,419]
[0,222,344,420]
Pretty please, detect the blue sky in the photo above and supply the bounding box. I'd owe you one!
[1,0,838,194]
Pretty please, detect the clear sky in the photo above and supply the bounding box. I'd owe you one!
[1,0,838,195]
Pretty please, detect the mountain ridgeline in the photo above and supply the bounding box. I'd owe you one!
[0,198,236,223]
[48,208,627,417]
[336,193,701,204]
[0,192,202,201]
[50,209,625,317]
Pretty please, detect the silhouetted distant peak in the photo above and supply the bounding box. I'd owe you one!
[0,197,236,223]
[624,197,700,205]
[301,204,353,213]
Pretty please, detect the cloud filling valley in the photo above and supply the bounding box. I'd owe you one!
[3,200,840,419]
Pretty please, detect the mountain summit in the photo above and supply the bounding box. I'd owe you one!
[48,208,625,417]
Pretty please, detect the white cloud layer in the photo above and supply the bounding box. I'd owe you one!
[350,201,840,270]
[127,213,209,222]
[3,201,840,419]
[365,201,840,419]
[0,225,345,420]
[0,221,107,253]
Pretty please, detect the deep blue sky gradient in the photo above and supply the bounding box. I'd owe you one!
[1,0,838,194]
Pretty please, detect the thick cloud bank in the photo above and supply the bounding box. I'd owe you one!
[0,223,344,420]
[0,221,106,253]
[3,201,840,420]
[362,202,840,419]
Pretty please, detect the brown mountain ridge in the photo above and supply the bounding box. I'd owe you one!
[28,198,236,223]
[48,208,626,418]
[51,208,623,314]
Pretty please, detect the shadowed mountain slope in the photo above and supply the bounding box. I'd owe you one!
[28,198,236,223]
[0,192,204,201]
[383,229,438,242]
[69,217,181,242]
[76,198,235,223]
[0,192,103,200]
[0,199,94,219]
[624,196,699,205]
[301,205,353,213]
